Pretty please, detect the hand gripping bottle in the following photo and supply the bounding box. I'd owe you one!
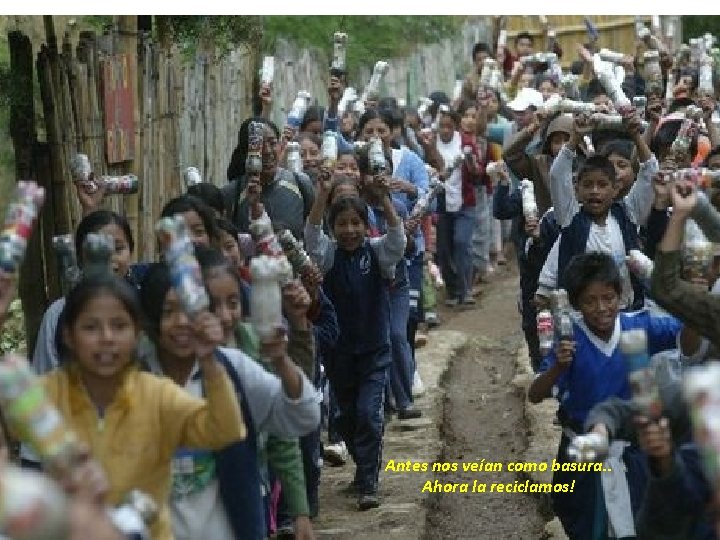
[520,179,538,221]
[246,121,265,176]
[277,230,314,279]
[155,216,210,316]
[0,181,45,273]
[108,489,159,540]
[537,309,554,357]
[567,432,609,462]
[286,141,303,175]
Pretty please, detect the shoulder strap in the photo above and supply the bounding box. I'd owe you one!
[293,172,313,218]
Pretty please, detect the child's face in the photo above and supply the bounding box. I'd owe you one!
[261,125,280,174]
[361,118,392,148]
[516,37,533,57]
[519,72,534,90]
[334,154,360,181]
[205,270,242,345]
[300,139,321,175]
[592,94,611,108]
[474,50,488,72]
[341,113,356,135]
[159,288,196,361]
[219,230,242,270]
[607,153,635,196]
[549,132,569,158]
[333,208,367,252]
[182,210,210,248]
[576,171,618,217]
[303,120,323,137]
[98,223,132,278]
[576,281,620,339]
[487,94,499,116]
[64,292,138,379]
[539,81,557,102]
[460,106,478,134]
[438,115,455,144]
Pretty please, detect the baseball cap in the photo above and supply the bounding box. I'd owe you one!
[508,87,544,112]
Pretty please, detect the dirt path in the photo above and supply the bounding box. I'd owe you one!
[423,261,549,540]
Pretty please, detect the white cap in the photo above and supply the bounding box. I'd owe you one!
[508,87,544,112]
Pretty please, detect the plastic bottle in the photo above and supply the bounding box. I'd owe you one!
[82,233,114,275]
[52,234,81,295]
[520,179,538,221]
[619,329,662,418]
[286,141,303,174]
[183,167,203,188]
[551,289,574,342]
[331,32,348,72]
[683,218,714,280]
[0,181,45,273]
[537,309,554,356]
[321,131,338,170]
[287,91,312,129]
[245,121,265,176]
[567,432,609,462]
[369,137,386,175]
[108,489,158,540]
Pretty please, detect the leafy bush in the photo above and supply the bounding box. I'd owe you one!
[0,299,26,355]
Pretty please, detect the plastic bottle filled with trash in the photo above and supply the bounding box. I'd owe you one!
[479,58,496,88]
[337,87,358,115]
[52,234,81,295]
[277,229,314,278]
[364,61,389,98]
[683,218,714,281]
[321,131,338,170]
[619,329,662,418]
[0,353,83,476]
[155,216,210,316]
[599,48,626,63]
[82,233,115,275]
[245,120,265,176]
[369,137,386,175]
[108,489,159,540]
[408,179,445,222]
[520,179,538,221]
[250,255,288,342]
[699,55,715,96]
[183,166,203,189]
[261,56,274,88]
[70,153,96,192]
[643,50,662,82]
[0,464,70,540]
[683,361,720,491]
[567,432,609,462]
[331,32,348,72]
[559,99,597,114]
[96,174,139,195]
[550,289,574,343]
[0,181,45,273]
[537,309,554,357]
[287,91,312,129]
[285,141,303,174]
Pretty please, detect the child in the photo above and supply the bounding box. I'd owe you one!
[160,194,220,249]
[38,272,246,540]
[298,132,322,185]
[186,183,226,218]
[529,252,680,539]
[537,113,657,310]
[139,257,319,540]
[304,171,405,510]
[33,210,145,375]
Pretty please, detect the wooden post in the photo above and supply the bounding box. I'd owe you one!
[7,30,49,357]
[114,16,141,261]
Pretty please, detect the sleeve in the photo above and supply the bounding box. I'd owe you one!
[32,299,64,375]
[296,172,316,219]
[635,444,713,540]
[503,130,535,182]
[650,250,720,347]
[370,223,407,279]
[492,183,523,220]
[643,208,670,260]
[549,144,580,228]
[304,221,336,274]
[537,347,569,399]
[623,154,659,227]
[537,235,561,296]
[584,397,639,440]
[265,436,310,517]
[309,287,339,358]
[160,365,246,452]
[645,313,683,355]
[227,349,321,438]
[287,327,315,380]
[690,191,720,242]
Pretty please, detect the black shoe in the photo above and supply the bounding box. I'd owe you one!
[342,479,360,496]
[397,406,422,420]
[358,492,380,510]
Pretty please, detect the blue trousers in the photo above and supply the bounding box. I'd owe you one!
[387,283,414,410]
[437,207,478,302]
[328,348,390,494]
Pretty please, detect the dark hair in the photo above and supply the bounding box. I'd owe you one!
[329,177,360,204]
[75,210,134,265]
[297,131,322,150]
[187,183,225,216]
[355,144,393,176]
[440,108,461,128]
[457,99,478,116]
[535,74,558,90]
[650,119,699,161]
[301,106,325,132]
[216,217,240,241]
[357,108,395,136]
[601,139,635,161]
[472,42,489,61]
[138,262,172,341]
[195,245,241,285]
[563,252,622,309]
[577,155,616,184]
[677,67,698,90]
[59,273,143,360]
[160,194,220,245]
[378,97,398,111]
[586,78,608,100]
[668,97,695,114]
[515,32,534,46]
[226,117,280,181]
[327,196,369,232]
[704,145,720,167]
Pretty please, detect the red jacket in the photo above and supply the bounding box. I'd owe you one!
[460,132,485,207]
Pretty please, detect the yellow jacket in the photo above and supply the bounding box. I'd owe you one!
[41,361,246,540]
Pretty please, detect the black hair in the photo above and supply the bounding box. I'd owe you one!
[472,42,489,62]
[337,145,357,159]
[457,99,478,116]
[677,67,698,91]
[195,244,241,285]
[216,217,240,243]
[601,139,635,162]
[75,210,134,265]
[704,145,720,167]
[329,177,360,204]
[535,74,558,89]
[226,117,280,181]
[586,78,608,100]
[650,119,699,161]
[297,131,322,150]
[357,108,395,136]
[378,97,398,111]
[138,262,172,342]
[59,273,143,360]
[515,32,534,46]
[577,155,617,184]
[187,183,225,216]
[327,196,369,232]
[160,194,220,245]
[440,108,461,128]
[355,144,393,176]
[668,97,695,114]
[563,252,622,309]
[300,106,325,132]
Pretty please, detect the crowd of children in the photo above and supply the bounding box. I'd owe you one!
[4,14,720,540]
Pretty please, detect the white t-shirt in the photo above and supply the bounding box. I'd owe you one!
[436,131,463,212]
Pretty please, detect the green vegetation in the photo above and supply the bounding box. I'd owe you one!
[682,16,720,41]
[262,16,465,78]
